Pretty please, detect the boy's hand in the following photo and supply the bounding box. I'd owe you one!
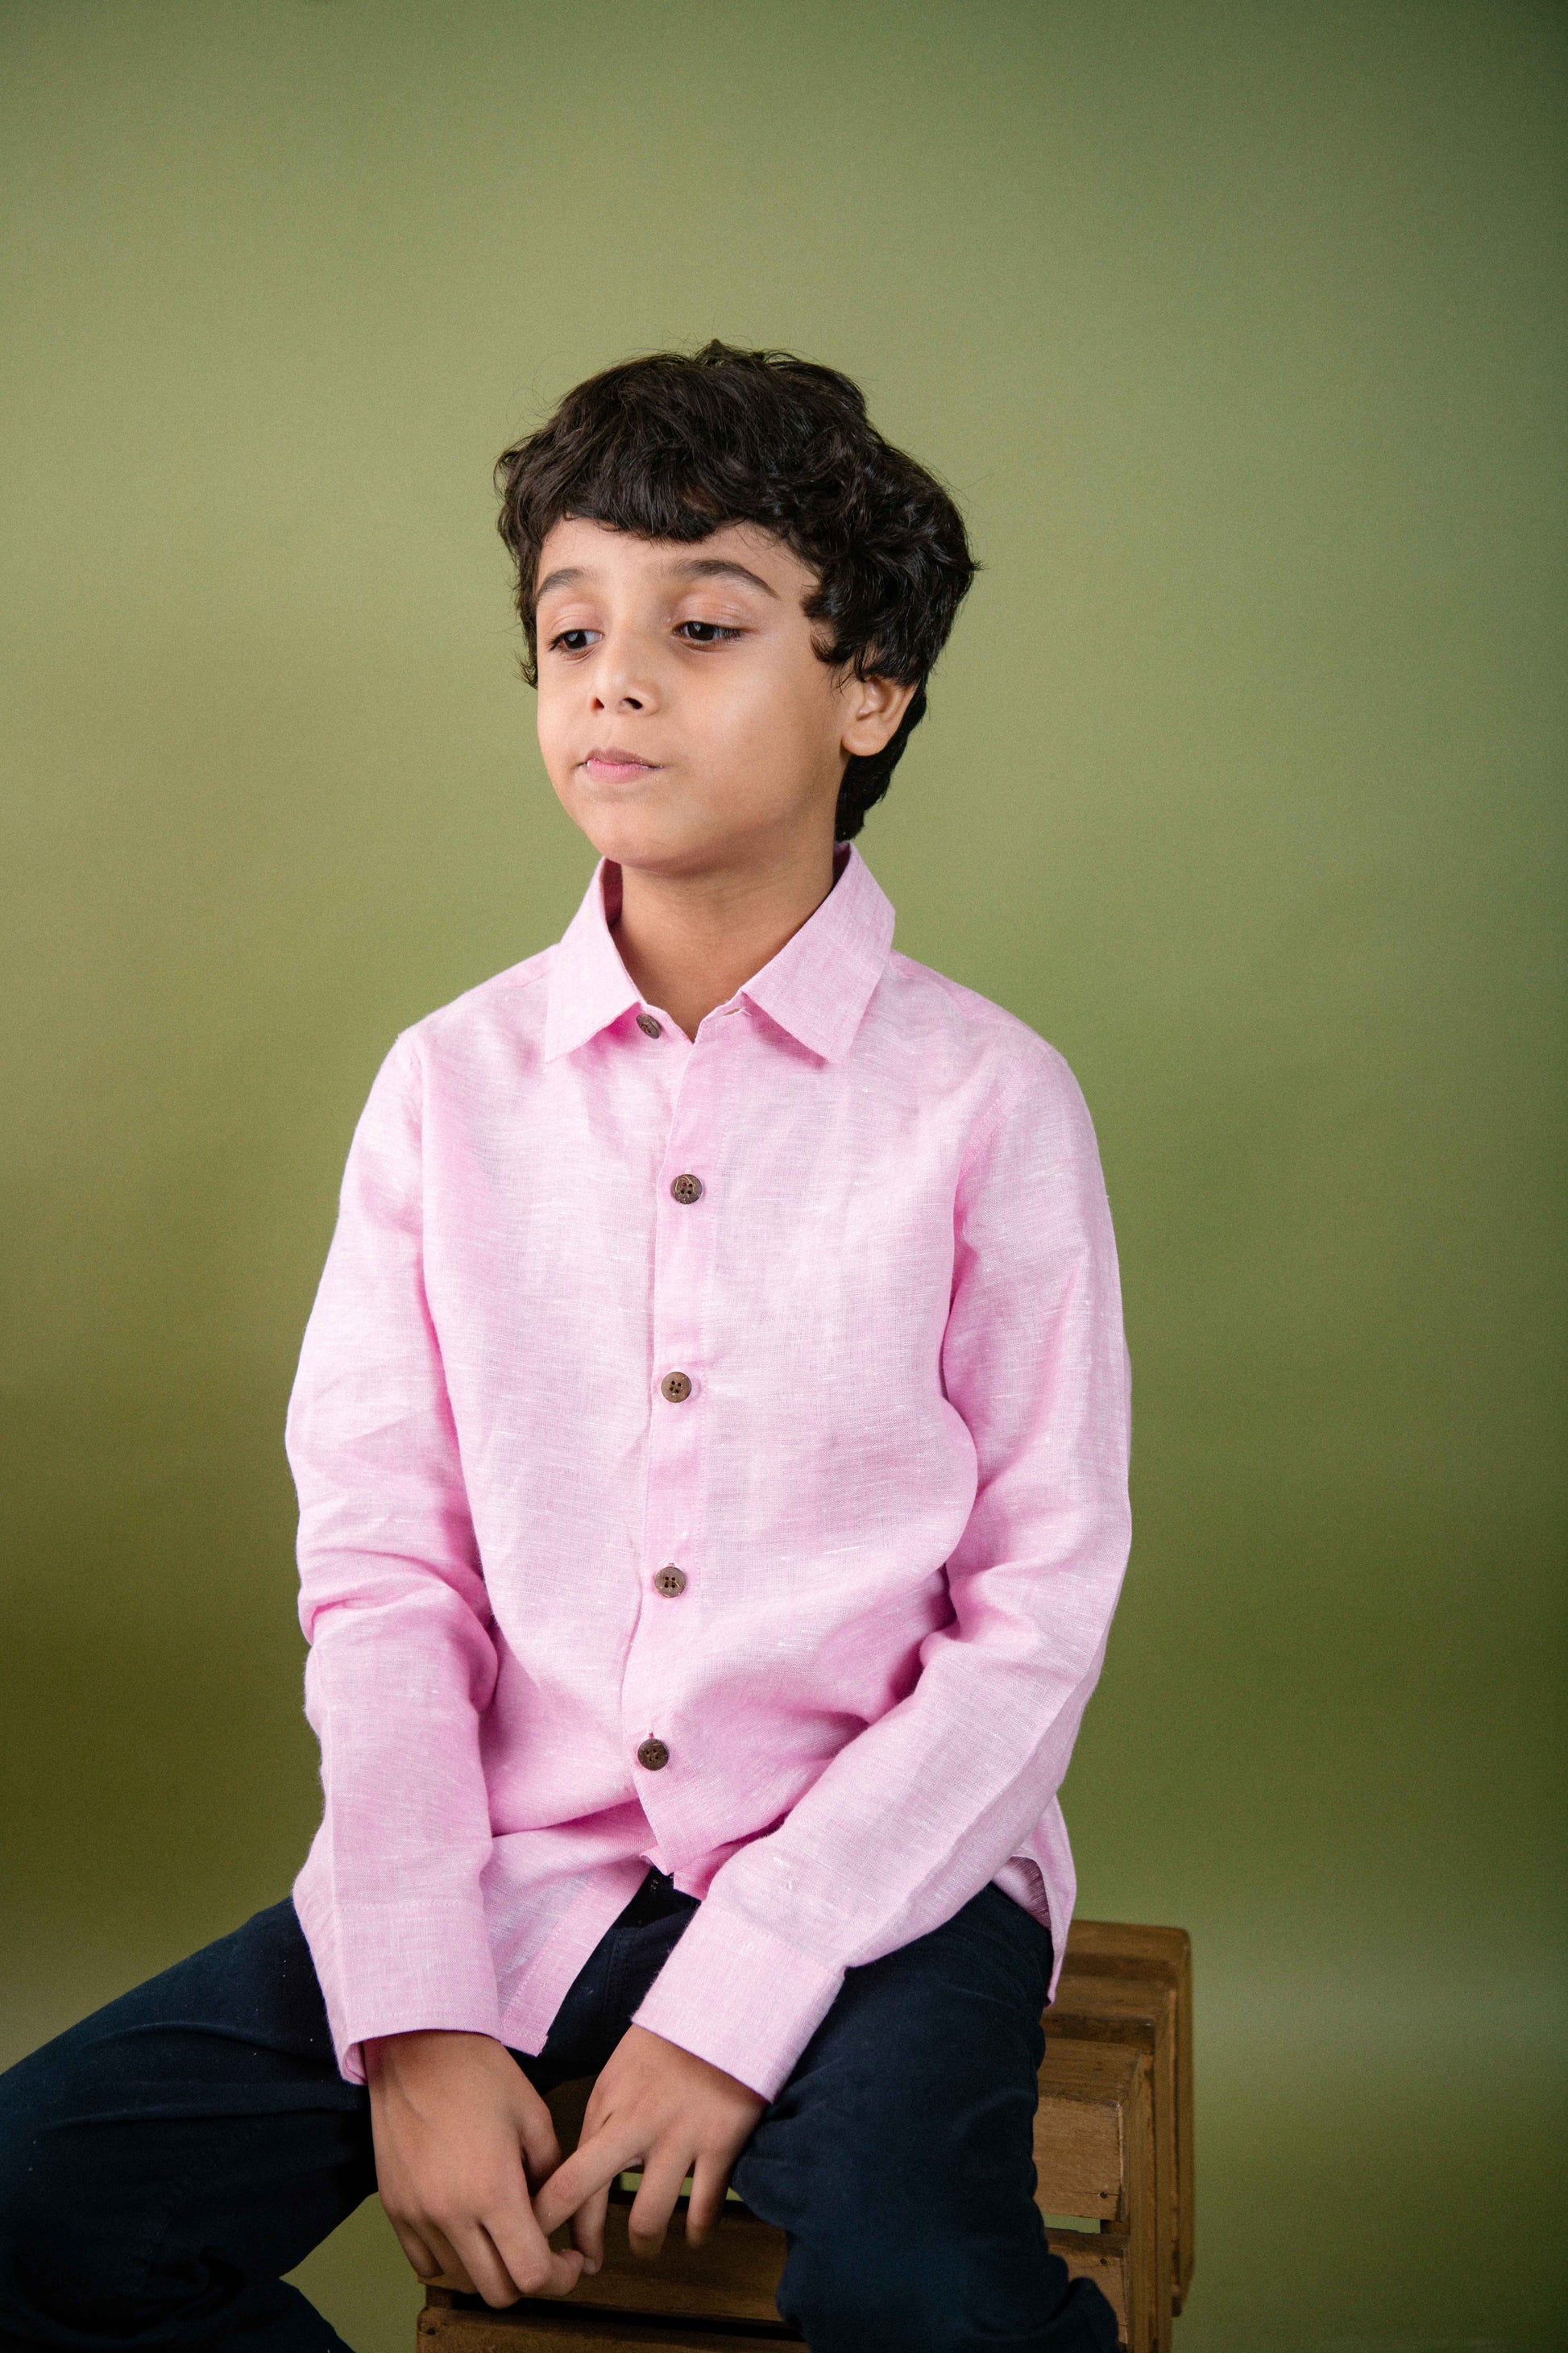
[364,2029,587,2307]
[533,2024,765,2268]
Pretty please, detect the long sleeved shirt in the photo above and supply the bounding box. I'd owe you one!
[287,842,1131,2099]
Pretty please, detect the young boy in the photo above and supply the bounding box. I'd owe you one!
[0,344,1130,2353]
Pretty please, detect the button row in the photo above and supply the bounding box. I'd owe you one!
[639,1081,702,1772]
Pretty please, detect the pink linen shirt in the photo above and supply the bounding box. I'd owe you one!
[288,844,1131,2100]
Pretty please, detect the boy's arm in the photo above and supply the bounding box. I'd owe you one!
[627,1044,1133,2102]
[291,1034,587,2306]
[287,1031,504,2078]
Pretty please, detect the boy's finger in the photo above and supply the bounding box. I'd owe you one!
[418,2222,477,2296]
[529,2147,587,2235]
[568,2178,611,2272]
[626,2152,687,2260]
[449,2217,525,2309]
[487,2199,587,2301]
[532,2137,625,2236]
[518,2109,565,2189]
[682,2155,728,2247]
[385,2214,445,2282]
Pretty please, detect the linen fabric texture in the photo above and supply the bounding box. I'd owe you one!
[287,844,1132,2099]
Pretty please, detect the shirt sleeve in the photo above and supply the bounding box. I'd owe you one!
[632,1044,1132,2099]
[286,1033,504,2082]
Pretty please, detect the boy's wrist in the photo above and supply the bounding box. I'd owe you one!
[363,2026,507,2089]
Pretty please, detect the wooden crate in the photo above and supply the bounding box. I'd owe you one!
[418,1919,1188,2353]
[1064,1919,1193,2314]
[421,2052,1154,2351]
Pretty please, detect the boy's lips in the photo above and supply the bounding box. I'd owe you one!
[583,748,662,782]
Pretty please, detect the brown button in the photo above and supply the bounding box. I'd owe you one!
[636,1013,662,1039]
[637,1737,670,1771]
[653,1564,687,1597]
[670,1172,703,1206]
[660,1371,692,1404]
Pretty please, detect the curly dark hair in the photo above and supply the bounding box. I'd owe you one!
[494,341,977,840]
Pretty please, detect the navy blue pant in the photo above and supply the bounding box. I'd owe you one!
[0,1874,1116,2353]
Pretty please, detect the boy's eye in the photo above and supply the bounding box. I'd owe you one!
[548,628,599,654]
[675,620,744,644]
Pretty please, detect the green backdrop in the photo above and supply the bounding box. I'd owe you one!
[2,4,1563,2347]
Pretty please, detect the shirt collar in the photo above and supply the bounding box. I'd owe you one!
[543,843,895,1065]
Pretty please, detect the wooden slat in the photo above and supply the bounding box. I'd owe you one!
[418,2299,794,2351]
[1035,2038,1155,2353]
[1049,1970,1176,2350]
[545,2202,784,2324]
[1055,2237,1127,2343]
[1033,2039,1132,2222]
[1065,1919,1193,2311]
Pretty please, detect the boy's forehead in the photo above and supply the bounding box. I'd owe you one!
[533,516,811,600]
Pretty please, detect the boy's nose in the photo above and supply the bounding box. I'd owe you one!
[591,677,657,715]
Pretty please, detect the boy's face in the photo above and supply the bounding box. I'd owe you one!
[533,518,913,878]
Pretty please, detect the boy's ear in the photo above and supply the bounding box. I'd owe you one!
[840,671,919,759]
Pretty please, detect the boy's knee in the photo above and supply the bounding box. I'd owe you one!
[0,2057,142,2324]
[0,2141,104,2326]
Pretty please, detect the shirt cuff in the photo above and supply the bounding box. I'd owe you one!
[293,1876,503,2084]
[630,1890,843,2101]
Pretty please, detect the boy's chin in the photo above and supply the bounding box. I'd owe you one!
[576,807,769,880]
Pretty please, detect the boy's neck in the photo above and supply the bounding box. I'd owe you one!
[608,833,840,1040]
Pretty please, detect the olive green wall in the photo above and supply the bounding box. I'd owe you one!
[2,3,1562,2346]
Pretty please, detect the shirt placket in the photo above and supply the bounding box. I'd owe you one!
[620,1007,741,1859]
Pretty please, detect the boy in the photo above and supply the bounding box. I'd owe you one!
[0,344,1130,2353]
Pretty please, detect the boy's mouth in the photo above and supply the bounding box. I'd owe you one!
[583,748,662,783]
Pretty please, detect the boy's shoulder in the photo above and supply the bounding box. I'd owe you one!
[880,947,1084,1103]
[393,945,558,1061]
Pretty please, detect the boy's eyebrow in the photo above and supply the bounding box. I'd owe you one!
[535,565,587,601]
[665,557,779,599]
[534,557,780,604]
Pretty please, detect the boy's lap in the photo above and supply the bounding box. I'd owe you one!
[789,1882,1052,2099]
[0,1879,1052,2255]
[735,1883,1053,2222]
